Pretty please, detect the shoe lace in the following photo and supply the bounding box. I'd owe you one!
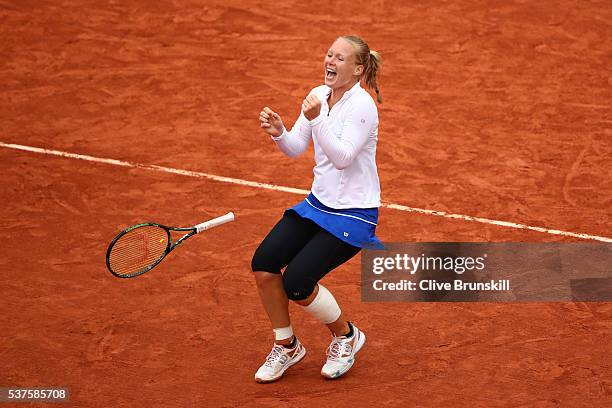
[264,345,286,367]
[326,336,352,361]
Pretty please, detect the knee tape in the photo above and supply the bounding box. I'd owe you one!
[301,284,341,324]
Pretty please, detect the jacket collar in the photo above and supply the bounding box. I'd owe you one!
[324,81,362,103]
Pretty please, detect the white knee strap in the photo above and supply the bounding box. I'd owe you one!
[301,284,341,324]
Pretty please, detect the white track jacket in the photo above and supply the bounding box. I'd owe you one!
[272,82,381,209]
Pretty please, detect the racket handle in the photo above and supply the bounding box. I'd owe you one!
[195,212,235,233]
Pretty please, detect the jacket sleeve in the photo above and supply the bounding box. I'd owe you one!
[271,110,312,158]
[310,100,376,170]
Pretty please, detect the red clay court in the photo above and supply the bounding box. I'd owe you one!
[1,1,611,407]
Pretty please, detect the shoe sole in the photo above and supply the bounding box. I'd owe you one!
[254,346,307,383]
[321,330,366,379]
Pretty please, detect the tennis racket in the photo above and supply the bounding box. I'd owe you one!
[106,212,235,278]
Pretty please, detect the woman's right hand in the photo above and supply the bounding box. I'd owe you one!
[259,107,285,137]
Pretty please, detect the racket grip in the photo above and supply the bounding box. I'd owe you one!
[195,212,235,233]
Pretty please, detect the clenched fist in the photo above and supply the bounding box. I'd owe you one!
[259,106,285,137]
[302,94,321,121]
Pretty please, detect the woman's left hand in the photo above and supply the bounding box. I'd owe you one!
[302,94,321,121]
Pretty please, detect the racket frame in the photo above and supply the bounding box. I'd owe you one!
[106,212,234,278]
[106,223,196,278]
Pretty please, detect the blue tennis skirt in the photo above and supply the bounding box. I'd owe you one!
[286,193,384,249]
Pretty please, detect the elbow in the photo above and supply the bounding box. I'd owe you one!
[323,143,357,170]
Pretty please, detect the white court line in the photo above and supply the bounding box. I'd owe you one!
[2,141,611,243]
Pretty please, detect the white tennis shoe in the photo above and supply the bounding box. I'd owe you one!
[254,338,306,383]
[321,323,366,379]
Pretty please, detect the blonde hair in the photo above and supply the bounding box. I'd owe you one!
[340,35,383,103]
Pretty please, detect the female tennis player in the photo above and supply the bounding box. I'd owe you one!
[252,34,383,383]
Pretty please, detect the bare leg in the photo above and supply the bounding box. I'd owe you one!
[253,271,293,345]
[294,285,350,337]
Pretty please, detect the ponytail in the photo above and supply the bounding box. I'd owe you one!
[366,49,382,103]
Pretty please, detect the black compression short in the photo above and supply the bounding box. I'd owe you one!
[251,211,361,300]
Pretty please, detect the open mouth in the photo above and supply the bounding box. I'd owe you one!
[326,68,337,80]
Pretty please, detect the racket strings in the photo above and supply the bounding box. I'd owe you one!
[108,226,169,276]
